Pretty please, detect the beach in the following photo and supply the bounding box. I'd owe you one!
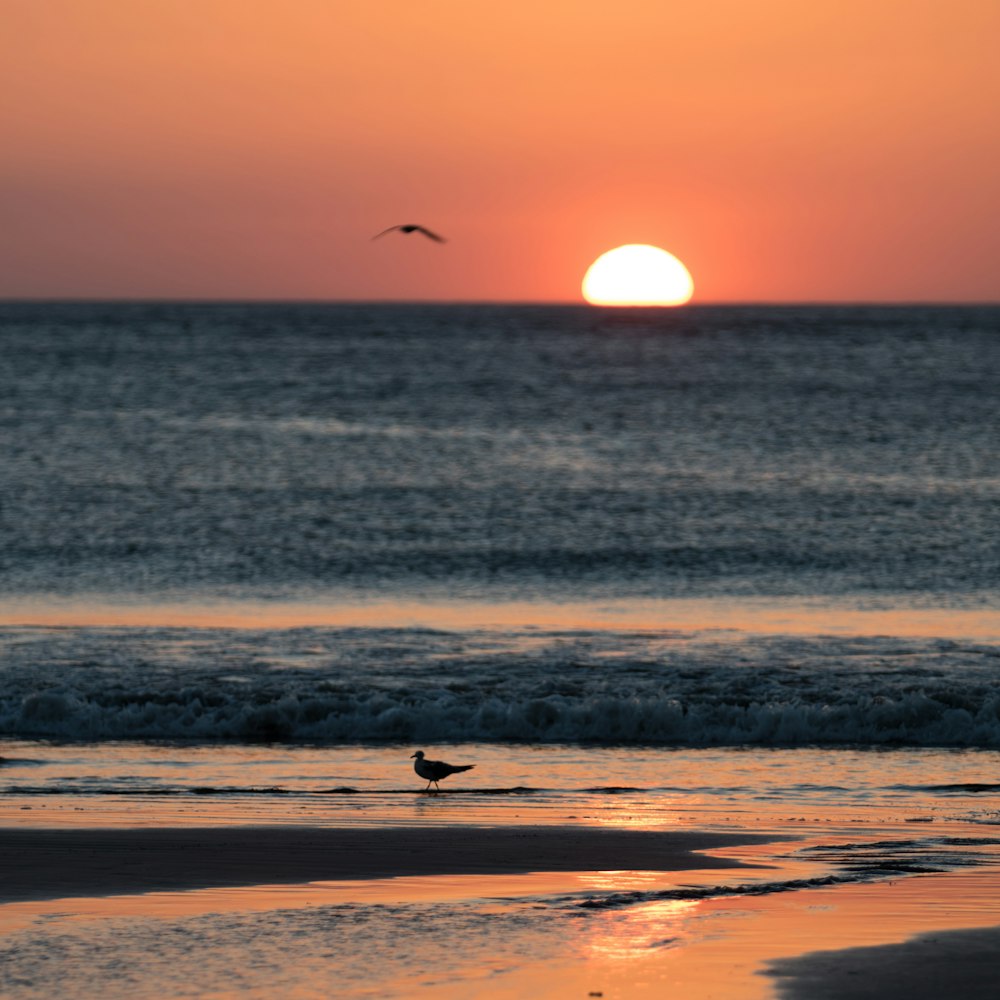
[3,808,1000,998]
[5,708,1000,998]
[0,825,765,902]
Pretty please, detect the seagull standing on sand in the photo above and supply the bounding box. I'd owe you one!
[411,750,474,792]
[372,224,447,243]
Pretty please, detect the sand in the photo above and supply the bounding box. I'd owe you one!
[0,825,769,903]
[766,923,1000,1000]
[5,825,1000,998]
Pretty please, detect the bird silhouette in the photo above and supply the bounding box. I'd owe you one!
[410,750,474,792]
[372,225,446,243]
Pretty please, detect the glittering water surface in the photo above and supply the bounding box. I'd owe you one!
[5,742,1000,830]
[2,302,998,603]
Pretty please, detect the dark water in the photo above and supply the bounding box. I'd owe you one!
[1,302,998,602]
[4,624,1000,745]
[2,302,1000,747]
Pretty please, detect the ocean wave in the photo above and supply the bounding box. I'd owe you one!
[5,683,1000,747]
[3,625,1000,747]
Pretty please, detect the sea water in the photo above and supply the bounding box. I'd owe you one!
[2,302,998,603]
[2,302,999,753]
[2,302,1000,997]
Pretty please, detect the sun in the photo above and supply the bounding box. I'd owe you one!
[582,244,694,306]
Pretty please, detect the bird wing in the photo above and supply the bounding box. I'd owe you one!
[414,226,446,243]
[429,760,474,778]
[427,759,452,779]
[371,226,402,240]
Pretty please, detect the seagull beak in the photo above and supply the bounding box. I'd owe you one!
[410,753,417,758]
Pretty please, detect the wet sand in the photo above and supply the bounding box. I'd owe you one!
[767,924,1000,999]
[459,869,1000,1000]
[0,825,768,903]
[4,825,1000,998]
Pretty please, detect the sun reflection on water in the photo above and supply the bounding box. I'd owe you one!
[587,792,686,830]
[584,898,702,961]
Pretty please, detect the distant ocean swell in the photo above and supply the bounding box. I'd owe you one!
[3,627,999,747]
[3,303,1000,603]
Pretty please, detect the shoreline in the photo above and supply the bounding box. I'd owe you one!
[5,823,1000,998]
[0,825,770,903]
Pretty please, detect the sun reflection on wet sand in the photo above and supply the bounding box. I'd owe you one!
[587,793,687,830]
[2,813,1000,999]
[6,869,996,999]
[582,898,701,962]
[427,870,1000,1000]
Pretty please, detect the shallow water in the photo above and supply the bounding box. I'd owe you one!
[5,742,1000,831]
[3,767,1000,1000]
[7,731,1000,997]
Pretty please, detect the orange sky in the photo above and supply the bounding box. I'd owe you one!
[3,0,998,303]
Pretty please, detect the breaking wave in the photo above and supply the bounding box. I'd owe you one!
[3,624,1000,747]
[6,685,1000,747]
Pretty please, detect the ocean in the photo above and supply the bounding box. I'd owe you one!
[2,302,998,604]
[2,302,999,745]
[2,302,1000,998]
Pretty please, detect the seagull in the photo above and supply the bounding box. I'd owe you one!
[411,750,474,792]
[372,224,447,243]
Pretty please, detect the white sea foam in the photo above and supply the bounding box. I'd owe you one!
[3,625,999,746]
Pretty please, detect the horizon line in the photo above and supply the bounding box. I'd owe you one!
[2,297,999,308]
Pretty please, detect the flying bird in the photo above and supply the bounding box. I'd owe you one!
[411,750,474,792]
[372,224,447,243]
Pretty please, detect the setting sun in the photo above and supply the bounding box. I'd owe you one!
[582,245,694,307]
